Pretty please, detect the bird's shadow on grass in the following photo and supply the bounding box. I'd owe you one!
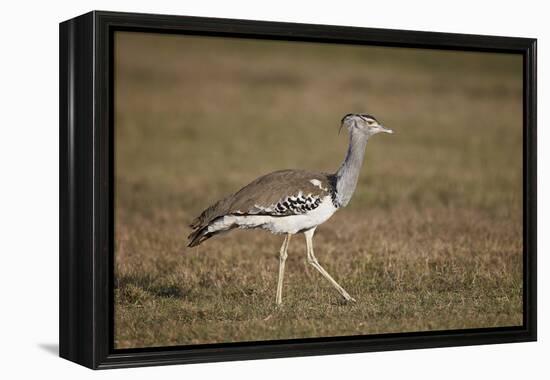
[38,343,59,356]
[116,273,185,301]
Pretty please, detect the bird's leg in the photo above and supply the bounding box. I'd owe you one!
[304,228,356,302]
[276,233,292,306]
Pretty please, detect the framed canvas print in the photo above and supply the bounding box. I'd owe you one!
[59,11,537,369]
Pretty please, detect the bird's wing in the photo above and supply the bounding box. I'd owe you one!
[228,169,335,217]
[190,169,334,229]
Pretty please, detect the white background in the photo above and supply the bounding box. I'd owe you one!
[0,0,547,378]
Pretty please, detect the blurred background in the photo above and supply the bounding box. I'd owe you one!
[114,32,523,349]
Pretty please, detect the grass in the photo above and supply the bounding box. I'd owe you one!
[114,32,523,348]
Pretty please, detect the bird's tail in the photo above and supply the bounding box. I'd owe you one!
[187,196,235,248]
[187,215,240,247]
[187,225,212,247]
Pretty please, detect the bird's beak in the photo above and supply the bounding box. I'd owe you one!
[338,123,344,135]
[378,125,393,134]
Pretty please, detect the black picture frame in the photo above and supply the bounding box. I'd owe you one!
[59,10,537,369]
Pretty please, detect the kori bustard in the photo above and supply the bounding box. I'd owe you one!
[188,114,393,304]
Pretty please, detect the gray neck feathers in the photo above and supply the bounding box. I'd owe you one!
[334,132,368,208]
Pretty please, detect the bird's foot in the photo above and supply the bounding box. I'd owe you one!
[342,293,356,303]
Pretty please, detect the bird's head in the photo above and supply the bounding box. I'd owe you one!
[339,113,393,137]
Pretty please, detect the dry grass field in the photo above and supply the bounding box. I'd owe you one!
[114,32,523,349]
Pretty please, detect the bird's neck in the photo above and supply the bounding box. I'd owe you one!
[334,133,369,208]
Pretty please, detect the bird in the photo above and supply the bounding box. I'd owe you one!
[187,113,393,305]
